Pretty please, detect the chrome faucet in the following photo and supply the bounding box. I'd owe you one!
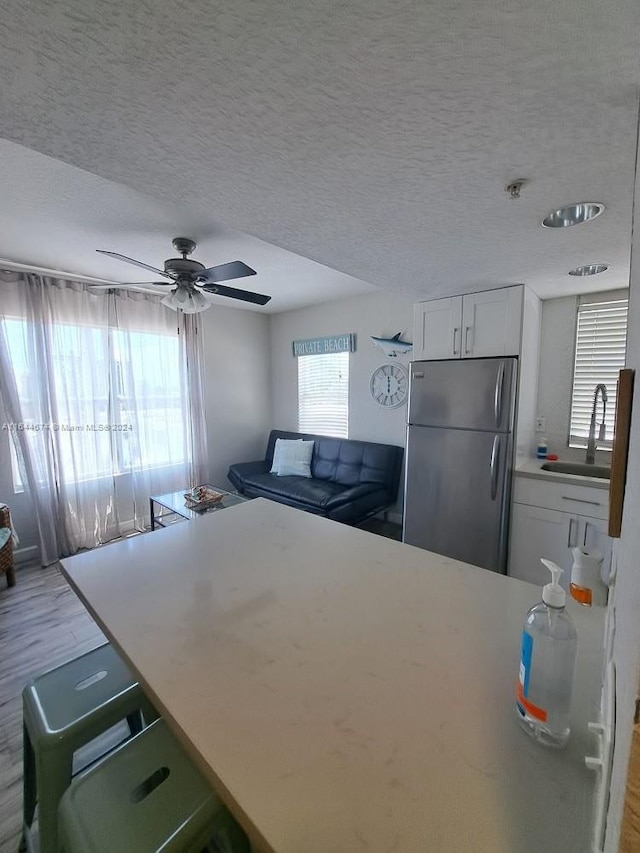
[586,384,608,465]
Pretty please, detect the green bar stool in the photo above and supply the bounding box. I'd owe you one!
[58,718,251,853]
[22,643,157,853]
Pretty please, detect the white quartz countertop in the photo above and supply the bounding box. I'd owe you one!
[61,499,604,853]
[516,458,610,490]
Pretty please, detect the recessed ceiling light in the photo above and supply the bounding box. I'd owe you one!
[568,263,609,276]
[542,202,605,228]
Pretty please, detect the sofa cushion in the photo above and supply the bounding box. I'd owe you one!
[312,439,396,488]
[325,487,391,524]
[228,460,270,493]
[270,438,302,473]
[276,440,314,478]
[234,470,348,509]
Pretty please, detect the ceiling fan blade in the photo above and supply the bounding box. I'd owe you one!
[89,282,169,288]
[88,283,170,295]
[200,283,271,305]
[96,250,175,280]
[196,261,257,284]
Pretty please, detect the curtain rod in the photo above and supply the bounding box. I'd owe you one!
[0,258,118,286]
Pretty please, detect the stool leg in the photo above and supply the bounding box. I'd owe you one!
[21,723,37,845]
[207,811,252,853]
[126,711,144,736]
[36,750,73,853]
[218,815,252,853]
[141,697,161,725]
[6,563,16,587]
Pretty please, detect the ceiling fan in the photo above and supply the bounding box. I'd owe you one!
[90,237,271,313]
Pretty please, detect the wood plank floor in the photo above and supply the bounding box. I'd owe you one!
[0,562,104,853]
[621,723,640,852]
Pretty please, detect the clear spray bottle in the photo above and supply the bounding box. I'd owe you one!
[515,559,578,748]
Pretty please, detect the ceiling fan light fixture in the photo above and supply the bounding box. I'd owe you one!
[568,263,609,276]
[161,291,178,310]
[191,289,209,311]
[542,202,605,228]
[165,288,210,314]
[161,286,209,313]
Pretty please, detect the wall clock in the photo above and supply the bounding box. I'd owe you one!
[370,363,409,408]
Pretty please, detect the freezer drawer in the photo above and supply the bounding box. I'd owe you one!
[402,425,512,572]
[408,357,517,433]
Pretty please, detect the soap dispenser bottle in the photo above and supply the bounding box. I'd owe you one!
[516,560,578,748]
[570,546,607,607]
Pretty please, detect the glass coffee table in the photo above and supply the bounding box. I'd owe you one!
[149,486,248,530]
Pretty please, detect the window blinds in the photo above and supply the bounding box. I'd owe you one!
[569,296,628,448]
[298,352,349,438]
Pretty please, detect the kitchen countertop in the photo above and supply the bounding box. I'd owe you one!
[61,499,604,853]
[516,458,610,490]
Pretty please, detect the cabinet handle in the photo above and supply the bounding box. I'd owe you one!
[464,325,472,354]
[567,517,576,548]
[452,327,459,355]
[583,521,590,547]
[561,496,601,506]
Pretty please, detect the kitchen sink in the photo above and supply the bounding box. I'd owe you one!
[540,461,611,479]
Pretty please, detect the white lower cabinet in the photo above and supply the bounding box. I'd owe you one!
[508,480,612,590]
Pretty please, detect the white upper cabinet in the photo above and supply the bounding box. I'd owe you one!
[460,287,523,357]
[413,297,463,360]
[413,286,523,360]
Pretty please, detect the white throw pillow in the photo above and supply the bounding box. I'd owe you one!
[270,438,302,473]
[277,440,314,478]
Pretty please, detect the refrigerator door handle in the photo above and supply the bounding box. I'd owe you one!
[494,361,505,427]
[490,434,500,500]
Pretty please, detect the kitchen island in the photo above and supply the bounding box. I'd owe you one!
[61,498,603,853]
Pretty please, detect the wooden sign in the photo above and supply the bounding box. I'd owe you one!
[292,334,356,357]
[608,368,635,538]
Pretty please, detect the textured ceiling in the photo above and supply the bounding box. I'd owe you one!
[0,0,639,303]
[0,139,375,313]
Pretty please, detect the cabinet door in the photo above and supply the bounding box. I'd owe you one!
[461,286,523,357]
[580,516,613,587]
[508,503,575,588]
[413,297,463,360]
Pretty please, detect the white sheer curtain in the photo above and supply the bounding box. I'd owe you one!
[179,312,209,487]
[0,273,208,562]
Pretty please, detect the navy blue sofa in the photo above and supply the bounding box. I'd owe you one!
[227,430,404,525]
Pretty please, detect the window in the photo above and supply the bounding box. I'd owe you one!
[569,295,628,449]
[2,317,187,488]
[298,352,349,437]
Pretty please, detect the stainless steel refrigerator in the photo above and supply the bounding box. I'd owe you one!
[402,357,518,573]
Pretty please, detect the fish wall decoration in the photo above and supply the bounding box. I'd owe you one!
[370,333,413,358]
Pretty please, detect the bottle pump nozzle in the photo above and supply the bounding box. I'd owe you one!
[540,559,566,608]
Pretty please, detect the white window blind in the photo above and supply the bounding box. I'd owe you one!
[298,352,349,437]
[569,296,628,448]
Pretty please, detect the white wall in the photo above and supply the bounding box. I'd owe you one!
[269,290,414,518]
[536,294,612,465]
[200,305,272,488]
[604,137,640,849]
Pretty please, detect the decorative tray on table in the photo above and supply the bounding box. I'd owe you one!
[183,485,224,511]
